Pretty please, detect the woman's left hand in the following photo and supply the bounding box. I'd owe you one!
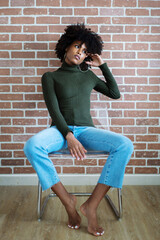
[85,54,104,67]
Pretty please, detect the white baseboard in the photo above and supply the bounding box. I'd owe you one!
[0,174,160,186]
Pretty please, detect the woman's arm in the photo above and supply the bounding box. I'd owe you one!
[86,54,121,99]
[41,72,72,138]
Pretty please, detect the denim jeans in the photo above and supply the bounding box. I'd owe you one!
[23,126,134,191]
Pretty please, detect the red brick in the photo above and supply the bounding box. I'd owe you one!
[36,16,60,24]
[137,69,160,77]
[87,17,110,24]
[75,159,97,166]
[0,43,22,49]
[112,68,135,76]
[12,68,35,76]
[0,26,21,33]
[100,26,123,33]
[113,0,136,7]
[125,167,133,174]
[124,94,147,101]
[0,51,9,57]
[11,17,34,24]
[75,8,98,15]
[136,102,159,109]
[0,8,22,15]
[1,110,23,117]
[0,102,11,108]
[151,9,160,16]
[24,60,48,67]
[136,135,158,142]
[100,8,124,16]
[62,0,86,7]
[151,27,160,33]
[62,17,85,24]
[24,8,47,15]
[37,34,59,41]
[0,135,11,142]
[86,167,103,174]
[0,17,8,24]
[25,94,43,101]
[148,144,160,150]
[0,151,12,158]
[0,77,22,84]
[149,111,160,117]
[11,0,34,6]
[49,8,72,15]
[135,167,158,174]
[125,26,149,34]
[0,0,9,7]
[1,159,24,166]
[14,167,35,174]
[149,95,160,101]
[139,1,160,8]
[111,119,134,125]
[148,127,160,134]
[0,85,10,92]
[0,94,23,101]
[13,119,36,125]
[112,17,136,25]
[1,127,24,134]
[36,0,60,6]
[126,9,149,16]
[112,52,135,59]
[26,127,46,133]
[23,26,47,33]
[150,60,160,68]
[147,160,160,166]
[128,159,146,166]
[0,60,22,67]
[138,35,160,42]
[1,143,24,150]
[138,52,160,59]
[136,119,158,126]
[124,77,147,84]
[25,110,48,117]
[137,86,159,93]
[125,60,148,68]
[13,102,36,108]
[0,119,11,125]
[136,151,158,158]
[50,158,73,166]
[11,35,34,42]
[87,0,111,6]
[63,167,85,174]
[124,127,147,134]
[14,151,25,158]
[0,168,12,174]
[0,69,10,75]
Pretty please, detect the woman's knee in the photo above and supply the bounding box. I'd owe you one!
[23,135,39,157]
[120,135,134,155]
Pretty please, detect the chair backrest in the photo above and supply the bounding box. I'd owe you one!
[47,106,110,131]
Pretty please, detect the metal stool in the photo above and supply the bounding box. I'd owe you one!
[37,107,123,221]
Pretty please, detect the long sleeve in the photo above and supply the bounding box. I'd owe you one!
[93,63,121,99]
[41,72,72,138]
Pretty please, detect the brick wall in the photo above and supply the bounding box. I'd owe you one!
[0,0,160,178]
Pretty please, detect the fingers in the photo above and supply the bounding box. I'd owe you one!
[70,145,87,161]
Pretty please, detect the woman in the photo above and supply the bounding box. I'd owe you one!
[24,23,134,237]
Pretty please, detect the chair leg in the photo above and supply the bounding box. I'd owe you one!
[37,180,42,221]
[37,182,123,220]
[105,188,122,219]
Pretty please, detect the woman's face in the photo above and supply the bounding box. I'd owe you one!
[65,41,88,66]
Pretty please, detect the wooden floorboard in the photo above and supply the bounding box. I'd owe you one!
[0,185,160,240]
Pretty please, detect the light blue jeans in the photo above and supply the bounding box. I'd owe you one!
[23,126,134,191]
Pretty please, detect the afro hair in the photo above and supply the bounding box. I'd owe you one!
[55,23,104,67]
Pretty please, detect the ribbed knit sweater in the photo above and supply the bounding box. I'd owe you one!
[41,61,120,138]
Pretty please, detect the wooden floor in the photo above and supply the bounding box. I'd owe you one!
[0,185,160,240]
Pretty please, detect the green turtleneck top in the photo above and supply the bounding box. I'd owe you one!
[41,61,120,138]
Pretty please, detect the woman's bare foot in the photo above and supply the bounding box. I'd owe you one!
[65,194,81,229]
[80,200,104,236]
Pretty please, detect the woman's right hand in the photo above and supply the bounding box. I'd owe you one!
[66,132,87,160]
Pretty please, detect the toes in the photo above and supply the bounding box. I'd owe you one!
[68,224,80,230]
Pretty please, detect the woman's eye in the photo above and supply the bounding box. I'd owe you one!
[75,45,79,48]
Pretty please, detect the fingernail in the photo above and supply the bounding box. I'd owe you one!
[71,226,74,229]
[75,225,79,229]
[68,225,71,228]
[96,232,100,236]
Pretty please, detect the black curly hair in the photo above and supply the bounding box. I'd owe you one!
[55,23,104,70]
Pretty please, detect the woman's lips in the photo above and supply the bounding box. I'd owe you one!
[74,55,80,60]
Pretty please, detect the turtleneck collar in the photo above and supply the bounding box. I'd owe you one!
[60,61,80,72]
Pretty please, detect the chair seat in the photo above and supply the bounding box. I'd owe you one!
[49,149,109,156]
